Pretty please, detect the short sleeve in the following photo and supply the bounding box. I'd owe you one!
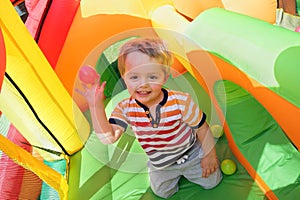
[109,100,129,130]
[177,92,206,129]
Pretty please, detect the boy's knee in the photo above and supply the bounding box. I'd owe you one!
[203,169,223,189]
[149,169,180,198]
[152,186,178,199]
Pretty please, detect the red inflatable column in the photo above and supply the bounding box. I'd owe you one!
[0,124,36,199]
[37,0,80,68]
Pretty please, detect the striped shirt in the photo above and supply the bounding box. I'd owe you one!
[109,88,206,169]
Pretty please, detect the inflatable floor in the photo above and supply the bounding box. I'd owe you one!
[68,71,270,200]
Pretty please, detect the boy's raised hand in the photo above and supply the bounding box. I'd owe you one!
[80,79,106,107]
[76,66,106,107]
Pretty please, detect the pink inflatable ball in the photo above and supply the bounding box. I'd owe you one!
[79,66,99,84]
[295,26,300,32]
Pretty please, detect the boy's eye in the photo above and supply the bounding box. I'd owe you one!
[130,75,138,80]
[149,75,158,79]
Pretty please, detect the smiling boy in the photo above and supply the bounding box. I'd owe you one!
[80,37,222,198]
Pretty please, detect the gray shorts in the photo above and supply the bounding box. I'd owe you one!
[148,143,222,198]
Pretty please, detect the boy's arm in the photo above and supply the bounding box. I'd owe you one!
[80,80,124,144]
[196,122,219,178]
[89,103,124,144]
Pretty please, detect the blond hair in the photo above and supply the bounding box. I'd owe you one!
[118,37,173,76]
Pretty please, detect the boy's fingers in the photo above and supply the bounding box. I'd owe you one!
[202,169,208,178]
[79,81,88,89]
[202,166,217,178]
[99,81,106,92]
[75,88,85,96]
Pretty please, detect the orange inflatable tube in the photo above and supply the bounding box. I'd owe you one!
[55,4,186,111]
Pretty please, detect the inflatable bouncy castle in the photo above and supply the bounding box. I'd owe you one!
[0,0,300,199]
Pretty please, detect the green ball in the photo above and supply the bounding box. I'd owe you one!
[210,124,224,138]
[221,159,237,175]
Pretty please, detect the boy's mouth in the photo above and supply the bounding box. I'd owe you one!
[136,91,151,96]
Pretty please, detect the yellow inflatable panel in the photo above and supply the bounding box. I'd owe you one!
[0,0,89,158]
[81,0,174,18]
[173,0,276,24]
[173,0,224,19]
[0,134,68,200]
[222,0,277,23]
[150,5,200,77]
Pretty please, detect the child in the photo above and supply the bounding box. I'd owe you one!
[80,37,222,198]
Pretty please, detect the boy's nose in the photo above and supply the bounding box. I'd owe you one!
[139,77,149,86]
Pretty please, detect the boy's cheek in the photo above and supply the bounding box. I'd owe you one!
[125,85,136,94]
[151,82,165,88]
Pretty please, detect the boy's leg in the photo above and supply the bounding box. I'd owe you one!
[185,166,222,189]
[182,145,223,189]
[148,163,181,198]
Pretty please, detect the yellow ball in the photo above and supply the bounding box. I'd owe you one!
[210,124,224,138]
[221,159,237,175]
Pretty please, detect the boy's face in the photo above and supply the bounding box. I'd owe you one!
[123,51,168,107]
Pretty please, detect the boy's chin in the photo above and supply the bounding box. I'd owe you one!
[135,96,151,104]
